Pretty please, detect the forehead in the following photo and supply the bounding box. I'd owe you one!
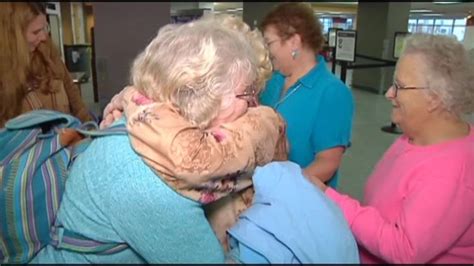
[263,25,279,38]
[395,53,427,83]
[27,14,47,30]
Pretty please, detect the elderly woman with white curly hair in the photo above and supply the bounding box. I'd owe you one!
[29,15,287,264]
[312,33,474,264]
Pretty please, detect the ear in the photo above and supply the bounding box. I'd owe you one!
[289,33,302,49]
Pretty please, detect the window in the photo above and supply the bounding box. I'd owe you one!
[407,17,466,41]
[417,19,434,34]
[434,19,453,35]
[346,18,353,30]
[319,17,333,34]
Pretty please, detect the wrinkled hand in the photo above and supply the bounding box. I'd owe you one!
[99,86,134,129]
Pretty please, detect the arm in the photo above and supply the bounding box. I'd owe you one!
[308,82,354,183]
[303,146,344,183]
[59,61,92,122]
[324,161,473,263]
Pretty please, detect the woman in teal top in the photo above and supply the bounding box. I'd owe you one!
[259,3,354,188]
[30,15,270,263]
[31,119,224,263]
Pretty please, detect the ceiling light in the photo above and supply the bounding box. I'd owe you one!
[410,9,433,13]
[433,1,460,4]
[420,13,444,16]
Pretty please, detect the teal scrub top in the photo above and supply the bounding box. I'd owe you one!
[259,55,354,188]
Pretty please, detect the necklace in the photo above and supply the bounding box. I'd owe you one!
[273,83,302,110]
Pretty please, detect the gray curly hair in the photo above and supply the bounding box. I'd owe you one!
[130,15,258,129]
[401,33,474,115]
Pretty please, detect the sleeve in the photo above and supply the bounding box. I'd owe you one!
[125,103,283,184]
[105,168,225,263]
[59,61,93,122]
[325,159,474,263]
[311,81,354,154]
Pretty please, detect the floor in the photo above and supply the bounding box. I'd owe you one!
[79,65,472,202]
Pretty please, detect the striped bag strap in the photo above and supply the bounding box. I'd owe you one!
[49,123,129,255]
[70,123,128,161]
[49,226,128,254]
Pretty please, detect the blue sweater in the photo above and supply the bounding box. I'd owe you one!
[30,119,224,263]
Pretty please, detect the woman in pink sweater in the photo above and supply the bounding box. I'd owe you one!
[311,33,474,263]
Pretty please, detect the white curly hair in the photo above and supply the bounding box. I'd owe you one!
[401,33,474,115]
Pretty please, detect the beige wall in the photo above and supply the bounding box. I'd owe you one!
[60,2,73,45]
[310,3,357,14]
[84,5,94,44]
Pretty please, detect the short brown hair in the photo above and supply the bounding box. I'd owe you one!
[261,2,324,54]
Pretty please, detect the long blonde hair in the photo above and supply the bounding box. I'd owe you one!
[0,2,64,126]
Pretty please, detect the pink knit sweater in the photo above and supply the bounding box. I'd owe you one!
[327,128,474,263]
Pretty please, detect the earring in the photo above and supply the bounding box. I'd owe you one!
[291,49,299,59]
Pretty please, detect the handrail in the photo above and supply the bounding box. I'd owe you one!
[333,53,397,83]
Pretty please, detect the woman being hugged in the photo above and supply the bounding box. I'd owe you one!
[312,33,474,264]
[0,2,92,127]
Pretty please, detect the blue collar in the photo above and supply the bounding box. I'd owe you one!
[298,55,327,89]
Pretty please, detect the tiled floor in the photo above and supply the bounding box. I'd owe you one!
[80,66,472,202]
[338,89,398,201]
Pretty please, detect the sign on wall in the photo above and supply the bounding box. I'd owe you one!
[393,32,411,59]
[335,30,357,62]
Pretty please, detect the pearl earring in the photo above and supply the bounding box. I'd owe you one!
[291,49,299,59]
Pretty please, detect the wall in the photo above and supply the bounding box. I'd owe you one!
[351,2,409,94]
[242,2,279,30]
[84,4,94,44]
[93,2,170,109]
[60,2,73,45]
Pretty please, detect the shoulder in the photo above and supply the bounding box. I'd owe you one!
[413,140,474,187]
[73,133,195,210]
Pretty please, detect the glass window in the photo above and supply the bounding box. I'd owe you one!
[418,19,434,25]
[452,26,465,41]
[407,17,466,41]
[435,19,453,26]
[455,18,467,26]
[433,19,453,36]
[346,18,353,30]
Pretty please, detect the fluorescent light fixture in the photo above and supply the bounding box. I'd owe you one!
[420,13,444,16]
[410,9,433,13]
[434,1,460,4]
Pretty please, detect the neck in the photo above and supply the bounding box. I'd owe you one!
[407,113,470,146]
[285,50,317,87]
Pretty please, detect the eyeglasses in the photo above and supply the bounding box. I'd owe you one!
[236,85,258,107]
[265,39,280,47]
[391,81,426,97]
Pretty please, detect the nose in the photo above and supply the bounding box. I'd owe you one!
[38,29,48,42]
[385,85,395,100]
